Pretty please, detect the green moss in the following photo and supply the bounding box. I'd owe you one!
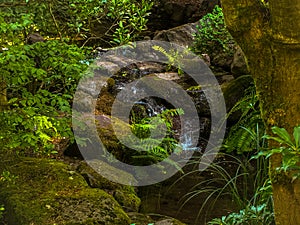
[270,169,292,185]
[78,161,140,212]
[0,157,130,225]
[114,190,141,212]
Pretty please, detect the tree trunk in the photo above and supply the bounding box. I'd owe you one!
[221,0,300,224]
[0,75,7,111]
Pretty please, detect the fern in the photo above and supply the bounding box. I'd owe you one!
[224,86,265,154]
[152,45,185,75]
[127,108,183,167]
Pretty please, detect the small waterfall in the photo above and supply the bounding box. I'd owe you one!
[180,130,199,151]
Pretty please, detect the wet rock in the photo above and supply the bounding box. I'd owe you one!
[148,0,220,30]
[211,51,233,72]
[128,212,187,225]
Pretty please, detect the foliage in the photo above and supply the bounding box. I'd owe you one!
[223,86,265,154]
[208,179,274,225]
[0,41,89,155]
[0,0,153,47]
[191,5,235,56]
[255,126,300,180]
[0,12,34,48]
[0,170,19,220]
[152,45,185,75]
[128,108,184,169]
[177,150,270,223]
[0,170,19,184]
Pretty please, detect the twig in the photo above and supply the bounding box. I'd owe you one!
[49,2,63,41]
[0,3,27,8]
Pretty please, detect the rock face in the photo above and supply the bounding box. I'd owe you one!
[148,0,220,30]
[231,46,250,78]
[153,22,199,47]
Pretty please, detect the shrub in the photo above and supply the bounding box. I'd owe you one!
[191,5,235,56]
[0,0,154,47]
[0,41,90,155]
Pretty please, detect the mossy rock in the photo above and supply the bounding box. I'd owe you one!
[0,157,130,225]
[78,160,141,212]
[221,75,254,124]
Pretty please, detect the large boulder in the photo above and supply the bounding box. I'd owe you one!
[77,160,141,212]
[148,0,220,30]
[0,156,131,225]
[153,22,199,48]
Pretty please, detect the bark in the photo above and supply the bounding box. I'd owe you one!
[221,0,300,224]
[0,76,7,111]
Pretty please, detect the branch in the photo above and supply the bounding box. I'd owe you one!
[49,2,63,41]
[0,3,27,7]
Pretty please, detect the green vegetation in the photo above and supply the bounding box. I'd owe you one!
[1,1,298,224]
[255,126,300,181]
[191,5,235,56]
[0,41,89,155]
[0,0,153,47]
[129,108,183,168]
[224,85,265,154]
[0,0,154,156]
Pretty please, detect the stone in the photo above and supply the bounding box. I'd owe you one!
[77,160,141,212]
[155,218,186,225]
[0,157,130,225]
[221,75,254,124]
[211,52,233,72]
[153,22,199,48]
[231,46,250,78]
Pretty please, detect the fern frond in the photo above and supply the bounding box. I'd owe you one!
[224,86,265,154]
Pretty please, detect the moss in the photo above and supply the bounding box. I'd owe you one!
[78,161,141,212]
[113,190,141,212]
[270,168,292,185]
[0,157,130,225]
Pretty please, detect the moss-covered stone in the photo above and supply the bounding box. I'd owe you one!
[78,160,141,212]
[0,157,130,225]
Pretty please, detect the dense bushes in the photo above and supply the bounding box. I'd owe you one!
[191,5,235,57]
[0,0,153,47]
[0,41,89,155]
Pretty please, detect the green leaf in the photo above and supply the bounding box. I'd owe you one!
[271,126,294,147]
[293,126,300,149]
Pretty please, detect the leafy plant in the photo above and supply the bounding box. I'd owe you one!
[208,178,274,225]
[255,126,300,180]
[176,151,270,224]
[128,108,184,168]
[0,40,89,155]
[223,86,265,154]
[191,5,235,56]
[108,0,154,45]
[0,0,153,47]
[0,170,19,219]
[0,205,3,220]
[208,204,274,225]
[152,45,185,75]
